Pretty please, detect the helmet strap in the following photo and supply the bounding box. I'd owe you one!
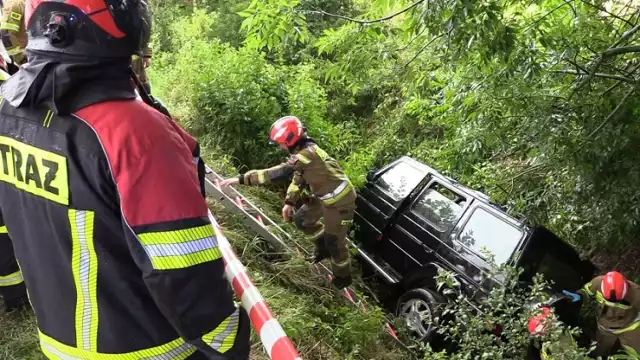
[44,13,73,48]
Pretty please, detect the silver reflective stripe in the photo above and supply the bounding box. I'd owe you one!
[140,342,195,360]
[598,313,640,333]
[319,180,349,200]
[74,211,94,351]
[207,308,239,351]
[144,237,218,258]
[41,343,84,360]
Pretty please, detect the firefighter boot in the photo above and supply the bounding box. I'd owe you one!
[312,235,330,263]
[332,273,352,289]
[2,284,29,313]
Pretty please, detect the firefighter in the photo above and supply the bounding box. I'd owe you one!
[0,0,250,358]
[582,271,640,355]
[220,116,356,289]
[0,0,27,73]
[0,57,28,313]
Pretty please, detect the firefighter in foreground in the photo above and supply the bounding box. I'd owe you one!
[0,0,27,73]
[0,0,250,358]
[581,271,640,355]
[220,116,356,289]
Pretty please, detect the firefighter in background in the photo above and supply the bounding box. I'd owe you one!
[582,271,640,355]
[0,0,26,74]
[0,54,28,313]
[220,116,356,289]
[0,0,250,358]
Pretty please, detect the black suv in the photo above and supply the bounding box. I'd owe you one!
[351,156,597,341]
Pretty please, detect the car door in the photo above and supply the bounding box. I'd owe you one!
[442,203,526,295]
[354,158,428,252]
[382,178,470,276]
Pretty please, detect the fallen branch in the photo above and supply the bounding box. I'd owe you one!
[586,85,637,139]
[301,0,426,25]
[552,69,635,83]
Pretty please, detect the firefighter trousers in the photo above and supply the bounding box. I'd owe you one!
[0,225,27,311]
[293,190,356,279]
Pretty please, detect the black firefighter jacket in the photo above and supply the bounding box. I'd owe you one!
[0,51,250,359]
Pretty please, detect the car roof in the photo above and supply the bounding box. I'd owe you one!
[394,156,525,229]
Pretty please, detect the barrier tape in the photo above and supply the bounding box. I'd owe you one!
[207,211,302,360]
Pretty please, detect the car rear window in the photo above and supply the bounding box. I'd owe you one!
[412,183,464,232]
[375,161,425,201]
[458,207,523,265]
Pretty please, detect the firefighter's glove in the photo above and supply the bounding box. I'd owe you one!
[219,177,240,188]
[562,290,582,303]
[282,204,294,222]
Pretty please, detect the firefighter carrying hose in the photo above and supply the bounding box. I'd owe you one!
[0,0,250,358]
[581,271,640,356]
[220,116,356,289]
[0,0,27,73]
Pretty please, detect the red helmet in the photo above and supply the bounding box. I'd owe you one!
[25,0,151,58]
[269,116,305,148]
[601,271,628,302]
[527,306,552,335]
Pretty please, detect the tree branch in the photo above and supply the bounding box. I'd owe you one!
[577,45,640,89]
[402,33,446,69]
[301,0,426,25]
[552,69,635,83]
[525,0,574,30]
[579,0,635,26]
[587,85,637,139]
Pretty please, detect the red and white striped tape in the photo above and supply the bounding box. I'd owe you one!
[208,211,302,360]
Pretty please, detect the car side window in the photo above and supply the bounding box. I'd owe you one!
[457,207,523,265]
[374,161,425,201]
[411,182,464,232]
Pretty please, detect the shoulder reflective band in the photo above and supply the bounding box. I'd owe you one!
[0,225,7,233]
[0,269,23,287]
[39,331,197,360]
[596,291,633,310]
[582,282,594,295]
[202,308,239,354]
[137,224,222,270]
[69,209,99,352]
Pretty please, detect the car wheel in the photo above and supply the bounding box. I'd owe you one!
[396,288,443,342]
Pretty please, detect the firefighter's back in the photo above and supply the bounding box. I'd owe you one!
[0,98,246,358]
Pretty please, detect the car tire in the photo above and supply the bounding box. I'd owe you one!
[395,288,444,343]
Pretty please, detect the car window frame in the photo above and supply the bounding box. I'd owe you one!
[408,178,469,235]
[371,160,428,203]
[453,204,526,266]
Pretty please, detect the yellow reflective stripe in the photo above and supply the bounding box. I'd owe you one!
[0,225,7,233]
[69,209,99,352]
[137,225,222,270]
[138,225,213,245]
[582,282,593,295]
[0,22,20,32]
[0,70,10,81]
[596,291,632,310]
[295,154,311,164]
[10,12,21,21]
[287,182,300,193]
[0,269,23,287]
[322,182,353,205]
[39,330,197,360]
[202,308,239,354]
[6,46,22,56]
[43,110,54,127]
[257,170,266,184]
[312,145,328,160]
[611,320,640,335]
